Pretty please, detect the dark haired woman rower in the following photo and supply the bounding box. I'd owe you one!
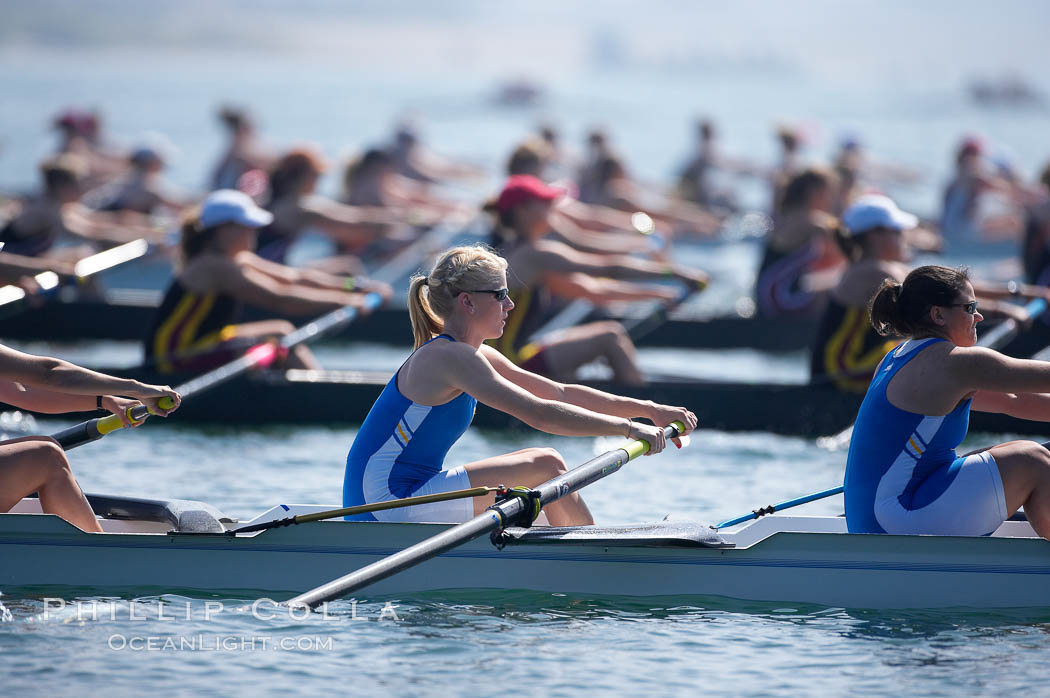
[813,195,1045,392]
[845,265,1050,539]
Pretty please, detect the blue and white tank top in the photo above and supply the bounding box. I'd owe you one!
[342,334,477,519]
[843,338,972,533]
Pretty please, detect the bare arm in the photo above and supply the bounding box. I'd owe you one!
[300,196,398,247]
[480,345,695,429]
[605,183,722,235]
[530,239,708,287]
[237,253,392,299]
[219,253,372,316]
[0,345,180,415]
[434,344,686,451]
[972,391,1050,420]
[948,347,1050,397]
[554,198,637,232]
[545,272,677,304]
[62,203,167,245]
[0,252,76,278]
[547,211,661,256]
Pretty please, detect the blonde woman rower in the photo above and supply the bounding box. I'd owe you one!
[343,245,697,526]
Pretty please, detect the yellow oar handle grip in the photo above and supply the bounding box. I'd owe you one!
[95,410,140,437]
[623,420,686,459]
[94,397,176,436]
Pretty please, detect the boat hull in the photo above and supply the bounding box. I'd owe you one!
[0,298,818,351]
[3,511,1049,609]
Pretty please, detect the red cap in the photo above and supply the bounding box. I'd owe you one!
[496,175,565,213]
[959,135,983,157]
[53,109,98,137]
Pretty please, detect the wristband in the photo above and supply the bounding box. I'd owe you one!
[96,395,104,410]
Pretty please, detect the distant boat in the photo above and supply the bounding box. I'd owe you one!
[969,75,1044,108]
[490,78,544,108]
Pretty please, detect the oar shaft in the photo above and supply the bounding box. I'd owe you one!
[286,422,683,608]
[52,292,380,450]
[231,486,500,534]
[715,485,844,529]
[289,510,504,608]
[978,297,1046,349]
[174,292,384,400]
[295,487,496,524]
[625,281,702,343]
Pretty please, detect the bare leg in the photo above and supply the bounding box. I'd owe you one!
[227,320,321,370]
[542,321,645,386]
[0,437,102,532]
[988,440,1050,539]
[462,447,594,526]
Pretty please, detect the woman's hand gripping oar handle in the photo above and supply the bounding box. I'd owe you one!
[52,396,177,450]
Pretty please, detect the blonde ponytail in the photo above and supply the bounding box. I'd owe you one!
[408,274,445,349]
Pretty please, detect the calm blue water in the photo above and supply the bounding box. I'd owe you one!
[3,420,1049,696]
[3,2,1050,695]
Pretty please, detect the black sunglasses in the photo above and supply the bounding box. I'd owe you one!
[947,300,978,314]
[461,288,509,301]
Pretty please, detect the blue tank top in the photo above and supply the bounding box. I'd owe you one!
[342,334,477,519]
[843,338,972,533]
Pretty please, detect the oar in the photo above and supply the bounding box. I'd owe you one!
[285,421,686,609]
[714,486,843,529]
[49,214,475,450]
[624,279,706,344]
[817,296,1048,451]
[50,396,178,450]
[228,486,502,535]
[978,297,1047,348]
[50,292,385,451]
[0,239,150,308]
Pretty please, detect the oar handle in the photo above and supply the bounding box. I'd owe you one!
[53,396,177,450]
